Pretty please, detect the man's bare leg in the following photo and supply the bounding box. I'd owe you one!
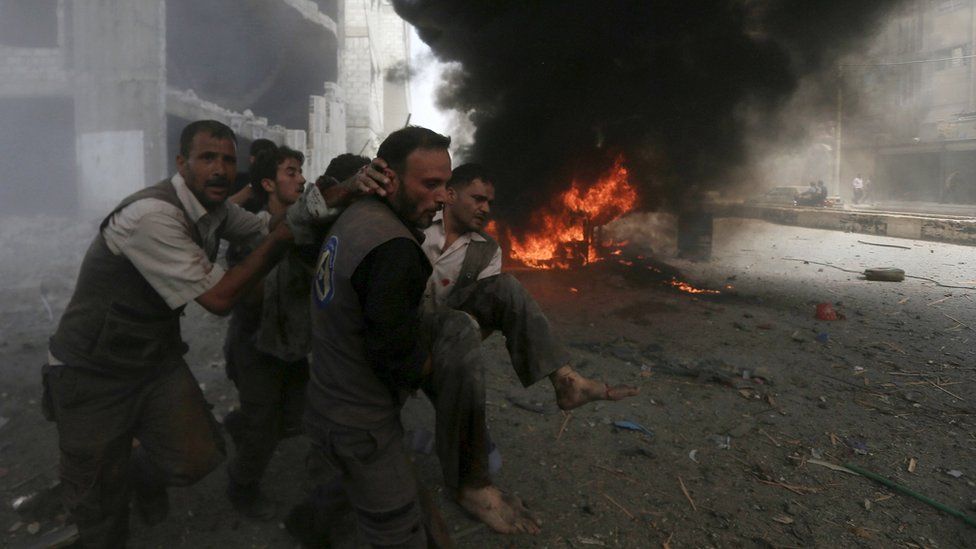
[456,484,542,534]
[550,365,640,411]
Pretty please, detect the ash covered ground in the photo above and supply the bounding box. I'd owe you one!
[1,215,975,548]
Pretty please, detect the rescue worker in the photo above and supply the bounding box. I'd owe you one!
[43,120,387,547]
[222,145,315,519]
[307,125,514,547]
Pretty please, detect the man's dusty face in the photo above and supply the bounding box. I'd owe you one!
[390,148,451,228]
[177,132,237,210]
[446,178,494,233]
[269,157,305,207]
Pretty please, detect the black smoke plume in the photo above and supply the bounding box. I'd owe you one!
[394,0,899,228]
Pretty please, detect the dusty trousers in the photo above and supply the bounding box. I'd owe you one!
[448,273,567,388]
[305,417,427,548]
[301,308,490,546]
[224,314,308,489]
[411,308,495,493]
[42,362,225,548]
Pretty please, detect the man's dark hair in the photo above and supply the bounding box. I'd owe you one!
[249,138,277,160]
[249,145,305,206]
[324,153,371,182]
[376,126,451,177]
[179,120,236,157]
[448,163,494,190]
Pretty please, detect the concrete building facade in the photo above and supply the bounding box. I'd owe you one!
[843,0,976,203]
[0,0,410,217]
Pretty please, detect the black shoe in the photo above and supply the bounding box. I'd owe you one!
[133,485,169,526]
[227,481,277,521]
[284,500,331,548]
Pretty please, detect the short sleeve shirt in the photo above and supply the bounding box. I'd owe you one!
[420,212,502,309]
[101,173,267,309]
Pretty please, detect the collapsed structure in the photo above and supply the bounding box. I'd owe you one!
[0,0,410,217]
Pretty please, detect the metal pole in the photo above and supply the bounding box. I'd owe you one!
[970,0,976,111]
[834,70,843,196]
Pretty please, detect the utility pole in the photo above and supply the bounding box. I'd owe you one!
[835,70,843,195]
[970,0,976,111]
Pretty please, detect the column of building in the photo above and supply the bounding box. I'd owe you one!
[72,0,166,215]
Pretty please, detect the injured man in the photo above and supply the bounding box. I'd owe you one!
[419,162,640,533]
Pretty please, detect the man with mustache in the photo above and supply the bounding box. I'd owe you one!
[44,120,387,547]
[419,163,639,531]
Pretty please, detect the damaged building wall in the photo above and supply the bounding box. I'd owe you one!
[0,0,411,217]
[846,0,976,203]
[340,0,410,157]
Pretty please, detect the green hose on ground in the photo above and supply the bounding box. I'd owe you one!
[842,462,976,528]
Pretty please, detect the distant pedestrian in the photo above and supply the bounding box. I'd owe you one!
[816,180,828,204]
[941,171,960,203]
[851,173,864,204]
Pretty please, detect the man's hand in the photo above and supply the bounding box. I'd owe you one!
[269,217,293,240]
[341,157,392,197]
[316,158,394,208]
[228,184,253,207]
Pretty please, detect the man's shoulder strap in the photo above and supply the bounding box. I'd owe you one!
[99,178,201,244]
[453,232,500,293]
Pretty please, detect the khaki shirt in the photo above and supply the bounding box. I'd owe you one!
[421,212,502,310]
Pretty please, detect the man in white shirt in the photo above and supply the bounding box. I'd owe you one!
[418,164,638,531]
[44,120,389,547]
[851,173,864,204]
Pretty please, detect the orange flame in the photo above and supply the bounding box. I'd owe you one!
[484,220,499,239]
[507,157,637,269]
[668,278,721,295]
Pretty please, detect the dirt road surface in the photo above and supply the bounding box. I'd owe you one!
[1,216,974,548]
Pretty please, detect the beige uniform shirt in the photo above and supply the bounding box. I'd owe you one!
[421,212,502,310]
[101,173,267,309]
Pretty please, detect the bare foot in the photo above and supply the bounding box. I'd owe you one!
[456,485,541,534]
[551,366,640,411]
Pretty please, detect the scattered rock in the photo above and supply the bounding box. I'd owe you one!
[706,434,731,449]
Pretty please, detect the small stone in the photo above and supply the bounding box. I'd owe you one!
[946,469,964,478]
[863,498,872,511]
[27,522,40,535]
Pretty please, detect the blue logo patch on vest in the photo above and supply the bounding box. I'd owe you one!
[314,235,338,308]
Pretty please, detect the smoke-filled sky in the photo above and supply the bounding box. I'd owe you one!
[394,0,901,227]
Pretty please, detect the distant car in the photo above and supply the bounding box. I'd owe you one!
[747,186,811,206]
